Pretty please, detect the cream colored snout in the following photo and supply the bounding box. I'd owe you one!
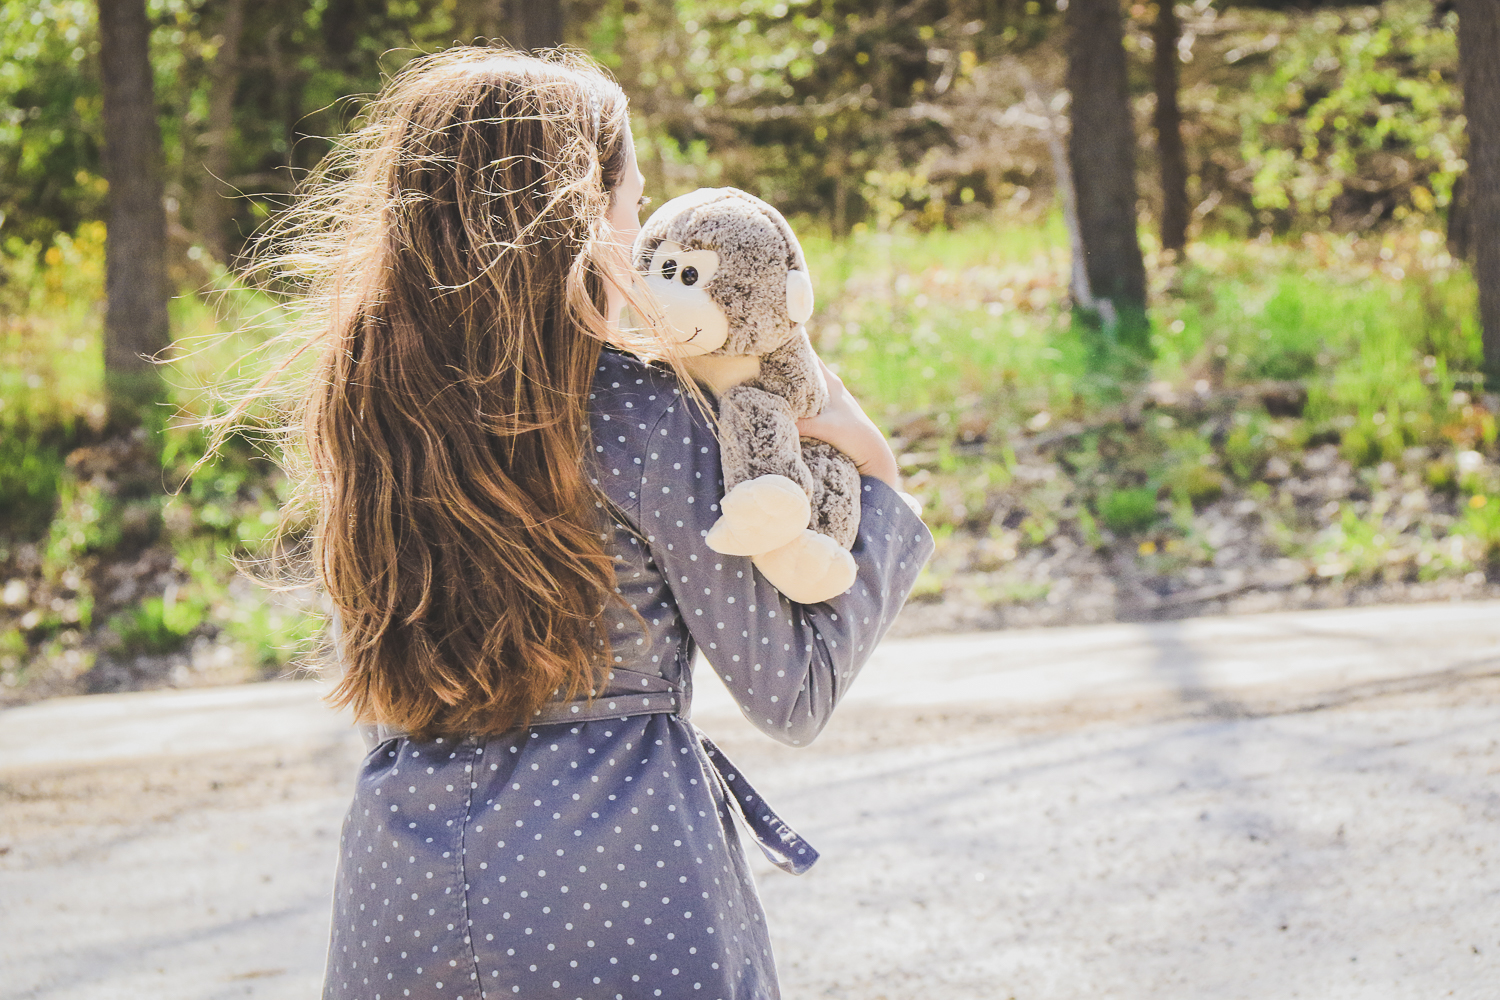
[644,241,729,356]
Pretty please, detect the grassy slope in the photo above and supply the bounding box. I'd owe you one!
[799,218,1496,630]
[1,215,1497,701]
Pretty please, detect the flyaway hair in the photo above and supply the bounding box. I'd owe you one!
[221,48,644,736]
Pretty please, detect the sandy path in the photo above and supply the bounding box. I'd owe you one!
[2,602,1498,999]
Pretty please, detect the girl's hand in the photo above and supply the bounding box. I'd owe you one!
[796,360,902,490]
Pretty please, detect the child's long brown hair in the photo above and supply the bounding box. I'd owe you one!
[237,49,642,737]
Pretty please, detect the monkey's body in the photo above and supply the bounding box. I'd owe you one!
[633,189,862,604]
[688,336,863,602]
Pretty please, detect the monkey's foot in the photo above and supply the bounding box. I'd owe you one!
[753,530,858,605]
[705,475,812,556]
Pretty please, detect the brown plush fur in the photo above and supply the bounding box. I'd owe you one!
[633,188,862,553]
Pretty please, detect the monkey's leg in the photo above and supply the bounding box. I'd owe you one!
[801,439,861,548]
[706,385,814,557]
[752,440,860,604]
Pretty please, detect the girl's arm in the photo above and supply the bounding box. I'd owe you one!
[635,389,933,747]
[794,358,901,489]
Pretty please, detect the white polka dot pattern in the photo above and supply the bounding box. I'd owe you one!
[321,348,934,999]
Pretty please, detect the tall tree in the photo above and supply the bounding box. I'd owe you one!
[97,0,169,422]
[196,0,245,265]
[461,0,507,42]
[513,0,564,50]
[1153,1,1189,253]
[1457,0,1500,381]
[1066,0,1149,350]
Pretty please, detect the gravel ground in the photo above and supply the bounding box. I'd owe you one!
[1,602,1497,1000]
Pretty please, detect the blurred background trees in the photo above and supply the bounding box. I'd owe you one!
[4,0,1500,701]
[1065,0,1149,347]
[0,0,1480,380]
[1456,0,1499,380]
[1,1,1483,281]
[96,0,169,424]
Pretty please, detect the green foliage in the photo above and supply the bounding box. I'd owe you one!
[0,1,104,243]
[605,0,1046,227]
[1097,487,1159,535]
[1455,497,1500,565]
[0,627,27,663]
[0,0,479,256]
[0,215,311,691]
[1,201,1494,699]
[1155,231,1479,470]
[1234,1,1463,230]
[218,595,319,670]
[0,221,108,428]
[1311,505,1397,582]
[106,589,207,655]
[1165,461,1228,507]
[806,218,1091,417]
[1322,320,1436,466]
[1075,505,1104,550]
[0,0,1477,254]
[44,480,119,572]
[1223,412,1276,481]
[0,434,66,540]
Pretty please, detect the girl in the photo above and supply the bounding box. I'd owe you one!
[276,48,932,1000]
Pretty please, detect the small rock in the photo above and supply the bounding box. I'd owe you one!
[1,579,29,607]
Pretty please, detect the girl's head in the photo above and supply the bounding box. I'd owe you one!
[253,48,650,736]
[326,47,640,346]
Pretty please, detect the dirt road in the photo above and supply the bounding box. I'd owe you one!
[3,602,1498,999]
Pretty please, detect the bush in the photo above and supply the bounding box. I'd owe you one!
[1098,487,1159,535]
[0,434,65,540]
[106,591,207,656]
[1456,496,1500,566]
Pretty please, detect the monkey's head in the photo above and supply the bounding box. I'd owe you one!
[631,187,814,357]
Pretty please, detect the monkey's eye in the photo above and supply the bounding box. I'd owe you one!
[680,266,699,286]
[661,258,678,281]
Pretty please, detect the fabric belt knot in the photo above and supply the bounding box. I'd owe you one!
[531,666,820,876]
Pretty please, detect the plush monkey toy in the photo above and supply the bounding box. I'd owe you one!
[631,187,861,605]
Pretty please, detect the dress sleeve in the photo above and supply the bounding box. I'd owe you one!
[633,392,934,747]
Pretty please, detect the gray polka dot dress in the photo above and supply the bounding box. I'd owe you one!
[322,347,934,1000]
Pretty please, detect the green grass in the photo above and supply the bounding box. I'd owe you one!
[0,213,1491,697]
[1096,487,1160,535]
[800,215,1095,419]
[790,223,1484,511]
[0,226,308,693]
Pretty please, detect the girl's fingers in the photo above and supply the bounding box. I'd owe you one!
[796,363,900,488]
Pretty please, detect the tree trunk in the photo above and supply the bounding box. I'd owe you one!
[460,0,507,42]
[1457,0,1500,382]
[319,0,360,66]
[1153,1,1189,253]
[513,0,564,51]
[1447,172,1471,262]
[1066,0,1149,350]
[97,0,169,422]
[196,0,245,265]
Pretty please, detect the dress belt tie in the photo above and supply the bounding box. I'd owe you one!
[530,666,819,877]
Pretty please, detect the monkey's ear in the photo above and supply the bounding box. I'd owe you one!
[786,269,814,324]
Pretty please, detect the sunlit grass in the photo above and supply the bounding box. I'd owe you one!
[794,220,1482,465]
[5,215,1482,455]
[801,215,1091,421]
[0,223,109,432]
[0,213,1490,697]
[0,222,298,442]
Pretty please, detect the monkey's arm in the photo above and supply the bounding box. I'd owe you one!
[751,331,827,419]
[718,384,815,495]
